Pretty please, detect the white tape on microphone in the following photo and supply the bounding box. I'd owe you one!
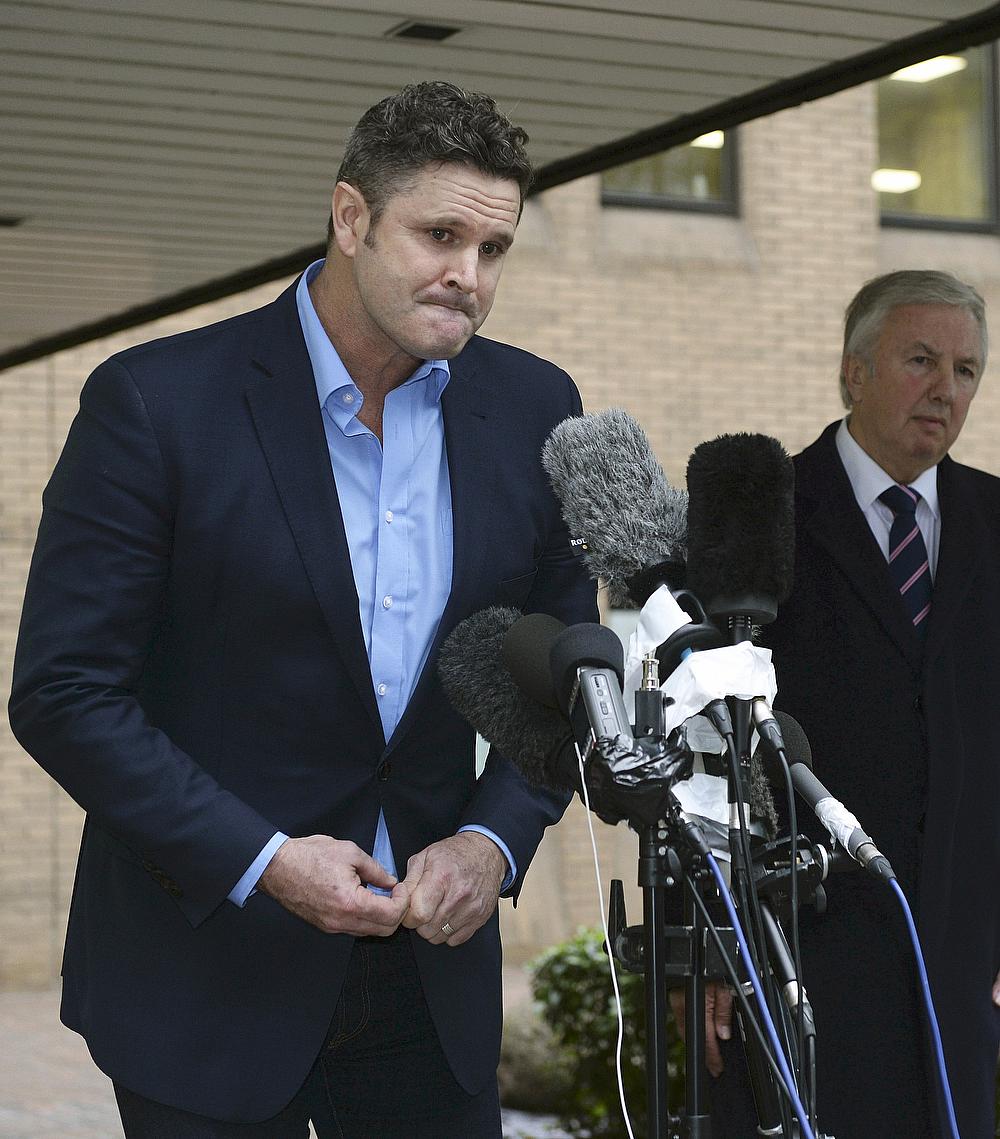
[813,796,865,851]
[622,585,691,706]
[658,641,778,737]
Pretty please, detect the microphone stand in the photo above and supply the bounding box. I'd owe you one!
[571,614,836,1136]
[711,598,793,1129]
[608,826,835,1138]
[608,822,720,1139]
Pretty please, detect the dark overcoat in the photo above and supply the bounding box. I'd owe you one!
[765,422,1000,1138]
[8,280,598,1122]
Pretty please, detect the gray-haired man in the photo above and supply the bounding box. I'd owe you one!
[707,270,1000,1138]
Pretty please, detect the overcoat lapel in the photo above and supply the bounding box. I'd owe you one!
[923,456,985,667]
[917,454,986,925]
[796,425,923,672]
[243,283,382,736]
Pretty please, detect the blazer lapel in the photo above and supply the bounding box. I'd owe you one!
[796,425,923,672]
[437,351,498,636]
[385,348,498,752]
[244,283,381,734]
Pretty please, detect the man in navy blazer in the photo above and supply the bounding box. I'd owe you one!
[9,82,597,1137]
[707,271,1000,1137]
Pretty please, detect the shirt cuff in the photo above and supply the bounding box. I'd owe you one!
[458,825,517,893]
[228,832,289,907]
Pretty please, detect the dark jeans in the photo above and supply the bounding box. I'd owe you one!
[114,930,502,1138]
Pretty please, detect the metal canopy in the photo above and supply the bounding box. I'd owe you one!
[3,0,1000,370]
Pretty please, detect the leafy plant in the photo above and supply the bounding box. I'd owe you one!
[529,927,684,1137]
[529,929,1000,1137]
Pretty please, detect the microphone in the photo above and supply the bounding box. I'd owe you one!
[684,432,794,847]
[763,712,896,882]
[548,622,633,749]
[501,611,563,709]
[531,618,692,827]
[541,408,688,608]
[685,433,794,626]
[437,607,579,792]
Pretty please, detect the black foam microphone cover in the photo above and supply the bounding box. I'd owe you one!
[501,612,565,710]
[759,709,813,786]
[438,607,576,790]
[773,710,812,772]
[686,433,794,623]
[548,622,625,717]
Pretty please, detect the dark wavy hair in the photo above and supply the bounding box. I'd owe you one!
[327,81,532,244]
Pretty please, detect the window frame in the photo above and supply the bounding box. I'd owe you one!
[599,130,740,216]
[879,42,1000,234]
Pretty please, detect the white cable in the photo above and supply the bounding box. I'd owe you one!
[576,743,638,1139]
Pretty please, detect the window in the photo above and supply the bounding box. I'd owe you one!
[601,131,737,213]
[876,45,997,228]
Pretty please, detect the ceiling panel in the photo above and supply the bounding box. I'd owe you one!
[1,0,999,366]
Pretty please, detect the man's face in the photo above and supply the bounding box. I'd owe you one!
[340,163,520,363]
[844,303,983,483]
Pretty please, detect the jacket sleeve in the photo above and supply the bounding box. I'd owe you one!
[8,357,277,927]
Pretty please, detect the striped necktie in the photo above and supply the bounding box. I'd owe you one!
[878,484,931,637]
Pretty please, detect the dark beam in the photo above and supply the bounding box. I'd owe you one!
[532,2,1000,191]
[3,2,1000,373]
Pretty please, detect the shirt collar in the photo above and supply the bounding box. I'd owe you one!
[836,416,940,518]
[295,259,451,418]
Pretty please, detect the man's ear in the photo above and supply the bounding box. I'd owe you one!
[843,353,868,404]
[330,181,369,258]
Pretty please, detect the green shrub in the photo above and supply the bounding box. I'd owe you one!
[529,929,1000,1137]
[529,927,684,1137]
[499,1001,575,1114]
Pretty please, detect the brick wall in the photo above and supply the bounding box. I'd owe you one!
[3,83,1000,983]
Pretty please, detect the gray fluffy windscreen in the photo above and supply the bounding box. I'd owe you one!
[541,408,688,609]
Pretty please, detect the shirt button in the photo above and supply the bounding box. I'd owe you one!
[382,595,393,609]
[342,391,355,404]
[376,683,387,696]
[385,510,394,523]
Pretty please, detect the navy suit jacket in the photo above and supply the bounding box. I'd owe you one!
[9,280,598,1122]
[765,422,1000,1138]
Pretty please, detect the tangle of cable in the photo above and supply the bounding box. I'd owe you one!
[705,852,818,1139]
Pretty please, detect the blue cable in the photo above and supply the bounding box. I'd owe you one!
[888,877,961,1139]
[705,852,818,1139]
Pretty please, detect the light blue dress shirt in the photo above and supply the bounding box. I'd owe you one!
[229,261,514,905]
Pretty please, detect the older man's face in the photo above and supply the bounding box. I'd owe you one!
[844,303,983,484]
